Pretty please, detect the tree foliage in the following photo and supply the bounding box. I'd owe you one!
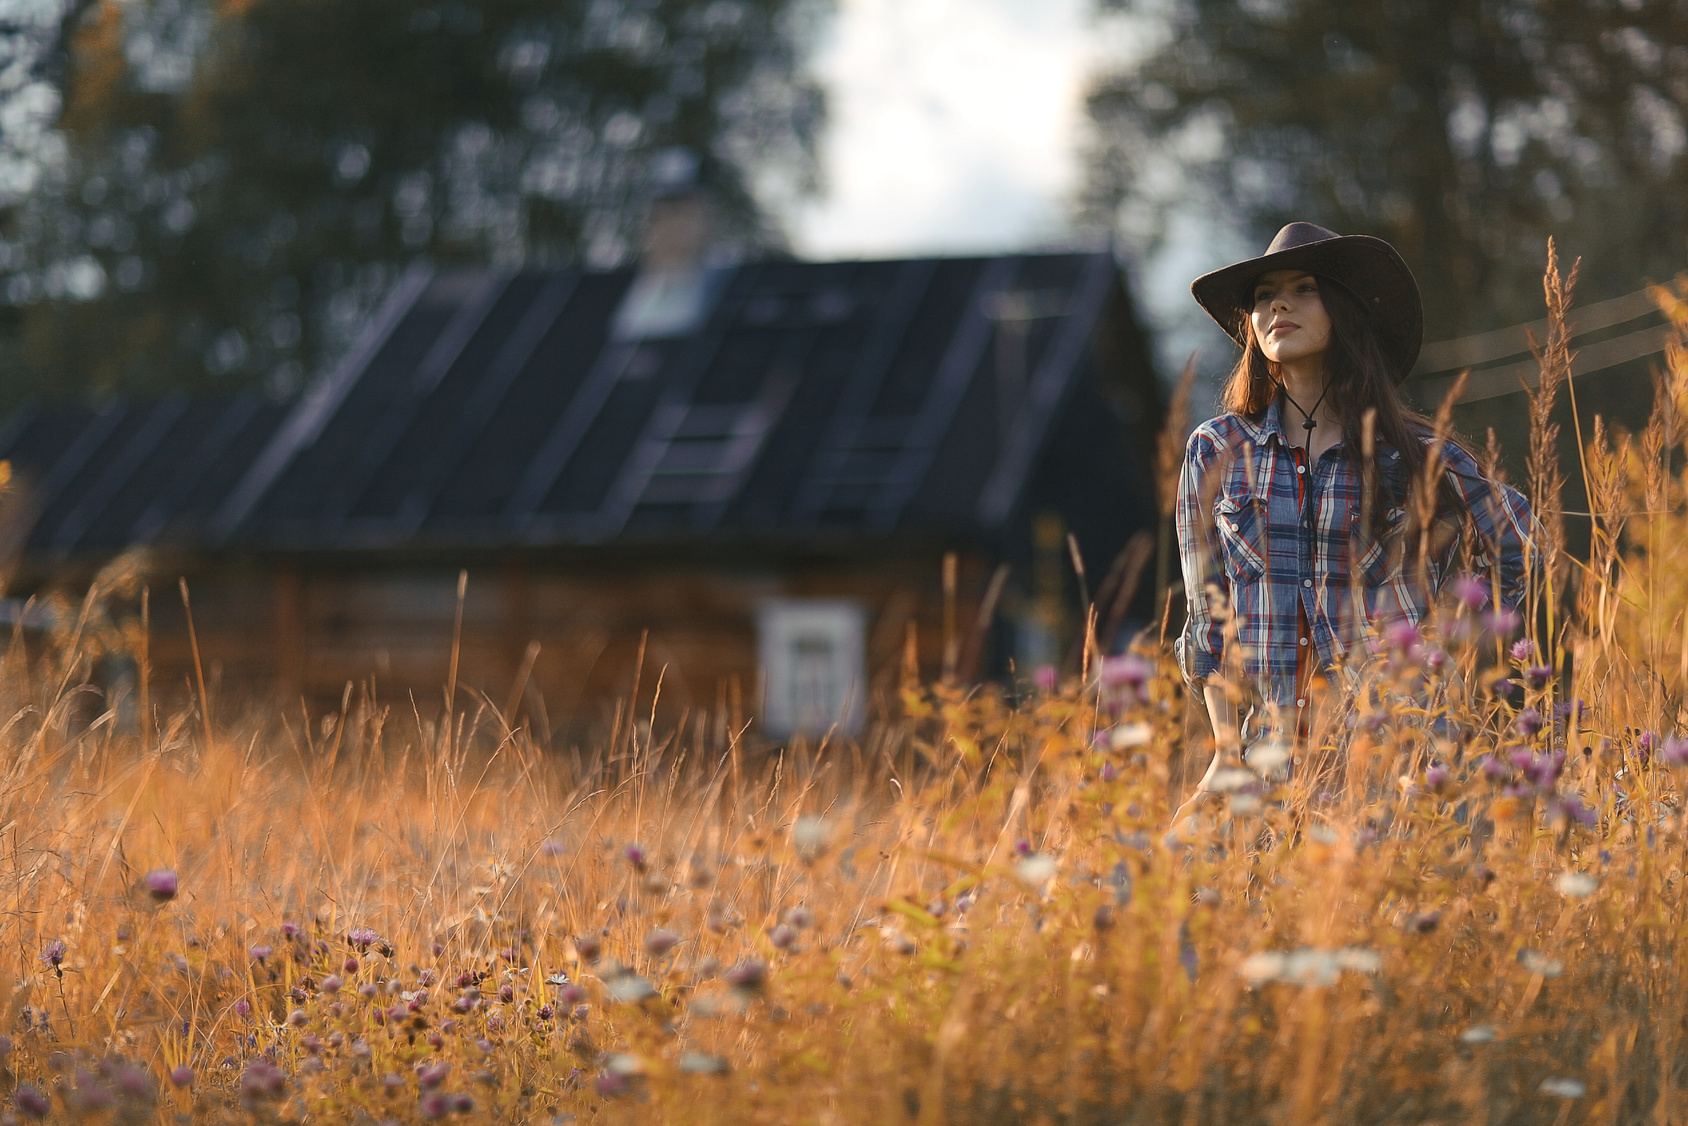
[1087,0,1688,339]
[0,0,823,401]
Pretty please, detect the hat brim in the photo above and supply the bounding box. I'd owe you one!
[1190,234,1423,382]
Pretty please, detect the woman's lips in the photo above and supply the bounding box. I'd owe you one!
[1269,321,1299,336]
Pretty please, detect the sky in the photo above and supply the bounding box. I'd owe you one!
[787,0,1099,259]
[784,0,1244,384]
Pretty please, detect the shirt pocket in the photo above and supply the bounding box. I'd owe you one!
[1352,505,1407,586]
[1214,492,1267,582]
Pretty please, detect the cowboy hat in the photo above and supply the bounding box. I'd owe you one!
[1190,221,1424,381]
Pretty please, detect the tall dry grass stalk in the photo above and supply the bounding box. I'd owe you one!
[3,269,1688,1124]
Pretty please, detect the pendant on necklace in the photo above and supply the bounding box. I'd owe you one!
[1303,419,1316,431]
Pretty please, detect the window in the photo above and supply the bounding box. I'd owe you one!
[757,600,866,738]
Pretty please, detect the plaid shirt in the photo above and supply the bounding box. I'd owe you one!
[1174,396,1535,704]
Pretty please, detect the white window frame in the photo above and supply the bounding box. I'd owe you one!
[756,599,867,738]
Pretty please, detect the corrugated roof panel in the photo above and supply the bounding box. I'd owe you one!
[869,258,991,419]
[348,272,553,523]
[428,270,634,523]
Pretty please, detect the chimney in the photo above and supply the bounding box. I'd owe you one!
[612,149,726,341]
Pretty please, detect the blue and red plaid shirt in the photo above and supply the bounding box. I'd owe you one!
[1175,396,1535,705]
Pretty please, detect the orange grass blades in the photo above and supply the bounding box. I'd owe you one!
[8,271,1688,1125]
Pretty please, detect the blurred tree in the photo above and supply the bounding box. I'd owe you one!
[1085,0,1688,340]
[0,0,823,402]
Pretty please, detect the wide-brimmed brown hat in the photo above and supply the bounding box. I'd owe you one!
[1190,221,1423,382]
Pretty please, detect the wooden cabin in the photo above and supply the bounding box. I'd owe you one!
[0,249,1163,740]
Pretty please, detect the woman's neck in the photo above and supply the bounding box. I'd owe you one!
[1273,357,1341,455]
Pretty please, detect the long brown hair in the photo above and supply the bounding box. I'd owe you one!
[1219,274,1468,533]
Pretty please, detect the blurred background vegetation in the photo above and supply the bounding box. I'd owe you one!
[0,0,1684,414]
[0,0,823,403]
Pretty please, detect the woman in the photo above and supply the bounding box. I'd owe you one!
[1172,222,1534,815]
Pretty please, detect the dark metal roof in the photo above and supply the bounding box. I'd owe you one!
[0,250,1151,558]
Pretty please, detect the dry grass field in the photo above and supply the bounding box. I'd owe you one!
[3,260,1688,1124]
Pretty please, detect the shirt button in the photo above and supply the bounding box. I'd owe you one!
[1298,637,1308,646]
[1296,465,1305,474]
[1296,698,1306,707]
[1302,579,1312,588]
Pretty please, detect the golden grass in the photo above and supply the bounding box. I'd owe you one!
[2,263,1688,1124]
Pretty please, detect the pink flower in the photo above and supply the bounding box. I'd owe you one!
[1033,665,1058,692]
[1452,574,1490,608]
[144,869,178,902]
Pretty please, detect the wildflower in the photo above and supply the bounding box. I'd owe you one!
[594,1072,630,1099]
[281,921,301,940]
[67,1070,114,1113]
[1385,619,1421,652]
[344,957,360,973]
[1425,648,1448,672]
[1424,764,1451,792]
[1099,652,1151,688]
[785,904,816,929]
[1482,606,1522,637]
[418,1062,450,1089]
[643,929,680,957]
[234,1000,252,1017]
[1404,910,1441,934]
[14,1084,50,1119]
[144,868,178,902]
[1661,735,1688,766]
[1549,795,1598,828]
[1556,872,1599,899]
[574,935,602,964]
[1014,853,1058,885]
[420,1090,457,1118]
[250,944,273,963]
[1239,947,1381,987]
[540,839,565,856]
[1451,574,1490,608]
[1515,708,1544,738]
[1034,664,1058,691]
[1246,739,1291,779]
[1517,949,1564,977]
[768,924,797,950]
[622,843,647,871]
[1509,637,1536,662]
[1480,756,1510,783]
[604,973,657,1003]
[724,958,768,993]
[238,1060,286,1108]
[347,927,380,949]
[498,983,514,1003]
[1109,722,1153,750]
[321,974,343,993]
[1459,1026,1497,1044]
[39,940,65,969]
[1539,1078,1586,1098]
[1526,664,1553,688]
[169,1066,193,1088]
[678,1052,730,1075]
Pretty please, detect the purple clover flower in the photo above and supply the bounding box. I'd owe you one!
[143,868,178,902]
[39,939,65,969]
[1451,574,1490,609]
[1424,764,1451,792]
[1662,734,1688,766]
[1099,653,1151,690]
[1515,708,1544,738]
[643,929,679,957]
[1510,638,1536,662]
[1482,606,1523,637]
[249,945,273,963]
[622,843,647,870]
[14,1084,49,1119]
[169,1066,193,1088]
[347,926,380,949]
[1033,664,1058,692]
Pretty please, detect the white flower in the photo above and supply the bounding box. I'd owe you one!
[793,815,833,861]
[1517,949,1564,977]
[1459,1025,1497,1044]
[1539,1078,1586,1098]
[1110,722,1153,750]
[1239,947,1381,987]
[1014,853,1058,885]
[1556,871,1599,899]
[1208,767,1258,793]
[1245,739,1292,778]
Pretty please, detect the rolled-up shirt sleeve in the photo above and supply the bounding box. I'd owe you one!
[1174,427,1227,685]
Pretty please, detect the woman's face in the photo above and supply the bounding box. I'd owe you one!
[1250,269,1331,368]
